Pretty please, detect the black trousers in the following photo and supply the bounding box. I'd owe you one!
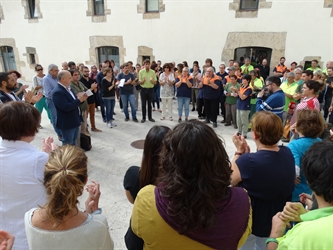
[141,88,154,119]
[204,97,219,123]
[220,95,226,120]
[197,97,205,117]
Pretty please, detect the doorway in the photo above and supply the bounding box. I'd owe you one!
[234,47,272,67]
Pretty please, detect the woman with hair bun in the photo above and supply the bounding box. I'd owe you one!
[231,111,295,250]
[24,145,114,250]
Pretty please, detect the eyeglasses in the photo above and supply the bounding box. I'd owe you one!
[37,68,43,71]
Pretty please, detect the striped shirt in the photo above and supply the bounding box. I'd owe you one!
[290,97,320,125]
[256,89,285,119]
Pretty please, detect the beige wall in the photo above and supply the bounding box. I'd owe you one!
[0,0,332,80]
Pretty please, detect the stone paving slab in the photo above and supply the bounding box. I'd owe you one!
[31,98,257,249]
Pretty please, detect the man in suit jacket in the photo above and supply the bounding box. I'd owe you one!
[52,70,88,145]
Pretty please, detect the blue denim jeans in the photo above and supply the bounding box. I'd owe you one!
[46,98,62,137]
[103,98,115,122]
[99,89,106,121]
[121,94,137,119]
[61,126,79,146]
[177,97,190,117]
[153,85,160,109]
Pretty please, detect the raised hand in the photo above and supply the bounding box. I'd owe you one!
[42,137,58,153]
[0,230,14,250]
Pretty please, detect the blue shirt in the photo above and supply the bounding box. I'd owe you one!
[175,78,192,98]
[236,88,252,110]
[256,90,285,120]
[288,137,321,202]
[202,79,222,100]
[236,146,295,236]
[117,72,135,95]
[42,74,58,99]
[96,71,105,88]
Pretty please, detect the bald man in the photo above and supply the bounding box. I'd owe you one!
[62,61,69,70]
[52,70,88,145]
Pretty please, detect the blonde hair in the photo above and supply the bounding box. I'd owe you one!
[103,67,112,75]
[42,145,88,227]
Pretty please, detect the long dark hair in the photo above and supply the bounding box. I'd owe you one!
[139,125,171,188]
[157,120,232,234]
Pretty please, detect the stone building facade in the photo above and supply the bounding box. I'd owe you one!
[0,0,332,80]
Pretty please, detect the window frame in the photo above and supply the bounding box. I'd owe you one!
[27,0,38,19]
[97,46,120,66]
[239,0,259,11]
[29,54,36,65]
[146,0,159,13]
[0,46,17,71]
[93,0,105,16]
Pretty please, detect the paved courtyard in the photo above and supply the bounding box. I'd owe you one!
[31,96,257,249]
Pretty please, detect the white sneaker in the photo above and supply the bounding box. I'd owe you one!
[107,122,112,128]
[111,121,117,127]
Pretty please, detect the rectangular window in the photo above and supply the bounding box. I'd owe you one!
[28,0,38,18]
[146,0,159,12]
[98,46,119,66]
[29,54,36,64]
[240,0,259,10]
[94,0,105,15]
[0,46,17,71]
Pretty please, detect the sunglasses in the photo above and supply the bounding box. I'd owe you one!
[37,68,43,71]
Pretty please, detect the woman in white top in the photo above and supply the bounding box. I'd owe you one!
[24,145,114,250]
[159,63,175,121]
[32,64,52,128]
[0,101,53,250]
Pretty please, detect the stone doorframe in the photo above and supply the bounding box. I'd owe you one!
[137,46,155,65]
[0,38,25,78]
[86,36,126,66]
[300,56,324,70]
[221,32,287,74]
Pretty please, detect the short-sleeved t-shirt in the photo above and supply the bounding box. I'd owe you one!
[159,73,175,98]
[236,146,295,237]
[117,72,135,95]
[250,78,264,105]
[236,86,252,110]
[277,207,333,249]
[287,137,321,202]
[241,64,254,75]
[139,69,157,89]
[280,82,298,111]
[123,166,140,201]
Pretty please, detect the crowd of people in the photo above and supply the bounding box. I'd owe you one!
[0,57,333,145]
[1,56,333,250]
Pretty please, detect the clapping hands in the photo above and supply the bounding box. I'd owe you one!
[85,180,101,214]
[232,132,250,154]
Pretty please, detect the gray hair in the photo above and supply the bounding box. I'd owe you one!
[287,72,296,78]
[314,70,323,76]
[57,70,68,81]
[294,68,302,74]
[48,64,58,72]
